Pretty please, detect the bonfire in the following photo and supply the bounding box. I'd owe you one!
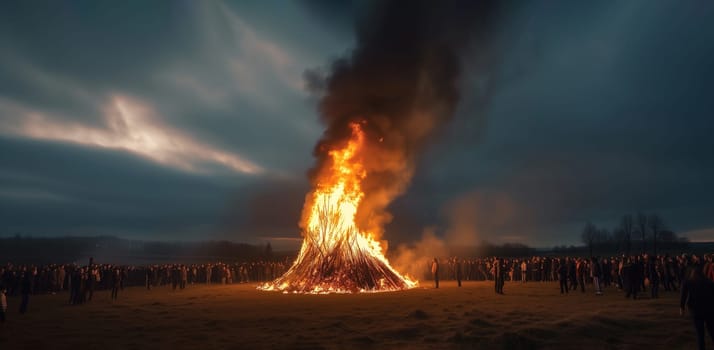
[259,123,417,293]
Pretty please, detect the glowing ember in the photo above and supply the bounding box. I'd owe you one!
[259,123,417,293]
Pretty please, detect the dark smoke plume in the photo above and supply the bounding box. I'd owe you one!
[302,0,507,238]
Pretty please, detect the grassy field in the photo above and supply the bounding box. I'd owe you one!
[0,281,699,349]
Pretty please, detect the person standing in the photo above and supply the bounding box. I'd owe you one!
[495,257,505,294]
[591,257,603,295]
[171,266,179,290]
[87,266,96,301]
[576,258,586,293]
[680,265,714,350]
[111,268,120,301]
[431,258,440,289]
[623,258,637,299]
[649,256,661,299]
[558,258,569,294]
[58,265,66,292]
[568,257,577,291]
[180,265,188,290]
[146,266,153,290]
[0,286,7,323]
[19,271,32,314]
[206,264,212,285]
[455,258,463,287]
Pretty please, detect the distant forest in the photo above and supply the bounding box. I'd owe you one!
[1,221,709,265]
[555,212,695,257]
[0,235,283,265]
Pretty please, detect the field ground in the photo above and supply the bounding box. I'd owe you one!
[0,281,700,349]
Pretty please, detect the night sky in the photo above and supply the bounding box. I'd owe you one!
[1,1,713,248]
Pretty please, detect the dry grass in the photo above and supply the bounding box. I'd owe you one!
[0,281,698,349]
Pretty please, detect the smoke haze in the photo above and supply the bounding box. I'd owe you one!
[303,0,507,239]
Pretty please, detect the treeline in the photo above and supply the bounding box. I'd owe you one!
[556,212,689,256]
[0,235,282,264]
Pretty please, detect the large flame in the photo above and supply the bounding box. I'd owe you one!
[259,122,417,293]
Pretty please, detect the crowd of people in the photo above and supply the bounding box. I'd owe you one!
[427,253,714,349]
[2,253,713,347]
[427,253,714,298]
[0,259,291,320]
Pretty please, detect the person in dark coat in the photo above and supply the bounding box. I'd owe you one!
[576,258,586,293]
[567,258,577,291]
[19,271,32,314]
[171,266,179,290]
[146,266,153,290]
[591,257,603,295]
[623,258,637,299]
[86,267,95,301]
[431,258,439,289]
[648,256,661,299]
[180,265,188,290]
[680,264,714,350]
[495,257,505,294]
[455,258,463,287]
[558,258,569,294]
[69,268,79,304]
[1,285,7,322]
[78,268,86,304]
[111,268,121,300]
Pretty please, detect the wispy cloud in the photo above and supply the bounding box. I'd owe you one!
[0,95,264,175]
[162,1,307,110]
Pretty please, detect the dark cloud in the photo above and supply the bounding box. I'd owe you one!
[0,0,712,247]
[384,1,714,246]
[0,136,239,238]
[301,0,513,238]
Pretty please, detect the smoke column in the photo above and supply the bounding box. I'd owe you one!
[302,0,505,239]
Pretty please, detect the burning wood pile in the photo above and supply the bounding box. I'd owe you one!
[259,123,416,293]
[258,0,502,294]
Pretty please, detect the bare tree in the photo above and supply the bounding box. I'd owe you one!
[581,221,597,257]
[648,214,664,255]
[620,214,634,255]
[637,212,647,254]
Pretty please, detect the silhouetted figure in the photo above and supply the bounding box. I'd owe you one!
[495,257,505,294]
[567,258,577,291]
[558,258,568,294]
[591,257,603,295]
[648,256,660,299]
[69,268,80,304]
[680,265,714,350]
[431,258,439,289]
[576,258,586,293]
[180,265,188,289]
[120,268,128,291]
[455,258,463,287]
[111,268,121,300]
[146,267,153,290]
[19,271,32,314]
[637,256,646,293]
[0,286,7,323]
[172,266,179,290]
[623,258,637,300]
[86,267,96,301]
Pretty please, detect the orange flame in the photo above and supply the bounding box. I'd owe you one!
[259,122,417,293]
